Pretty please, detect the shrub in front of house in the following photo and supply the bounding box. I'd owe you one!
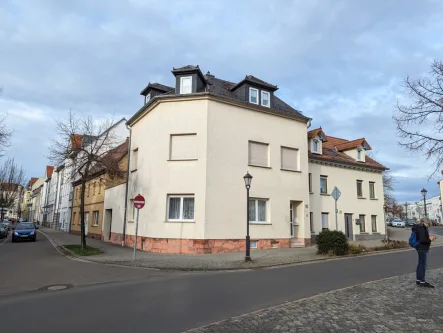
[316,229,349,256]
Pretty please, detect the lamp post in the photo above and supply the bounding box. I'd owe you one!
[243,172,253,262]
[383,204,388,240]
[421,188,428,218]
[404,202,408,220]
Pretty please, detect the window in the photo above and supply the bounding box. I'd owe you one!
[357,149,362,161]
[313,139,319,153]
[369,182,375,199]
[98,179,101,194]
[310,212,314,233]
[320,175,328,194]
[145,93,151,103]
[308,173,313,193]
[73,212,76,225]
[87,184,90,197]
[359,215,366,232]
[167,195,195,221]
[261,91,270,107]
[371,215,377,232]
[180,76,192,94]
[250,240,258,249]
[249,87,258,104]
[321,213,329,230]
[132,148,138,171]
[357,180,363,197]
[249,198,268,223]
[281,147,298,171]
[93,182,96,196]
[248,141,269,167]
[170,134,197,160]
[93,211,99,226]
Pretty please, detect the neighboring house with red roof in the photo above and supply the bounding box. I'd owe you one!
[308,127,388,242]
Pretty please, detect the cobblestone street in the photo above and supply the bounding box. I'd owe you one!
[186,268,443,333]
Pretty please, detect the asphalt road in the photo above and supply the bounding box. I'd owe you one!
[1,232,443,333]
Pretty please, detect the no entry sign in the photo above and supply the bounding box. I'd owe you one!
[133,194,145,209]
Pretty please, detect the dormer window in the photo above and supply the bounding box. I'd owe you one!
[313,139,319,153]
[357,149,362,161]
[145,93,151,104]
[261,91,270,107]
[249,88,258,104]
[180,76,192,94]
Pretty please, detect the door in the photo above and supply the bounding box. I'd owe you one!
[85,212,89,236]
[104,209,113,242]
[345,214,353,240]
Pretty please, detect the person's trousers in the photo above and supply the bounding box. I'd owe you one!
[416,249,428,282]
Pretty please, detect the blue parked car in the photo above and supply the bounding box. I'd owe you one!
[12,222,37,242]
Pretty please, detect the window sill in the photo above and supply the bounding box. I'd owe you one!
[280,169,301,173]
[370,198,378,200]
[309,192,314,194]
[311,151,322,155]
[92,225,99,227]
[360,232,369,234]
[372,232,381,234]
[127,220,134,223]
[167,159,198,162]
[130,169,137,173]
[358,197,366,200]
[249,222,272,225]
[165,220,195,223]
[248,164,271,169]
[320,193,330,196]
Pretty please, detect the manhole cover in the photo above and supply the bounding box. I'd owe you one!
[46,285,70,291]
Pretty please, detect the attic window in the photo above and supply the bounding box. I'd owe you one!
[249,88,258,104]
[261,91,270,107]
[145,93,151,104]
[313,139,319,153]
[180,76,192,94]
[357,149,362,161]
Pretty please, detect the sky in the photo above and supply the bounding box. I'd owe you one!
[1,0,443,202]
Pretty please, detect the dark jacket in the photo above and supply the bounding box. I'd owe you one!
[412,223,431,251]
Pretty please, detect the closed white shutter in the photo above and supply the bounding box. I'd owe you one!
[281,147,298,170]
[321,213,328,229]
[248,142,269,167]
[170,134,197,160]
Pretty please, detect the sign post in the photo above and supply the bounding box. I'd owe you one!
[331,187,342,231]
[132,194,145,262]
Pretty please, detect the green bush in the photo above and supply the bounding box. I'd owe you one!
[316,229,349,256]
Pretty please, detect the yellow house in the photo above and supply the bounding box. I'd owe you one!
[70,140,128,240]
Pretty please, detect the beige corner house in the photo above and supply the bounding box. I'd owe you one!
[307,128,388,242]
[112,65,312,253]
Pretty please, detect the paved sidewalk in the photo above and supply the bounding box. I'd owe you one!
[186,268,443,332]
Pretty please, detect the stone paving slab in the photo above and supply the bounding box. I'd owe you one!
[185,269,443,333]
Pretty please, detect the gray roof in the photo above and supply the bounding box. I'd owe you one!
[172,65,200,72]
[140,82,174,96]
[230,75,279,91]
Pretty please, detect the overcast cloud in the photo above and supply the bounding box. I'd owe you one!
[1,0,442,202]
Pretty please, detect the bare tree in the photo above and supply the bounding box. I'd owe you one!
[383,171,395,205]
[0,158,25,219]
[394,60,443,176]
[0,87,12,155]
[48,111,122,249]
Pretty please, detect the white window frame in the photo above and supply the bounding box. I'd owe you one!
[248,141,269,167]
[250,240,258,249]
[249,87,259,105]
[281,146,299,171]
[167,195,195,222]
[369,182,375,199]
[93,211,99,226]
[371,215,377,232]
[180,76,192,94]
[359,215,366,233]
[320,175,328,194]
[321,212,329,230]
[261,91,270,107]
[249,198,268,224]
[145,93,151,104]
[313,139,319,153]
[357,149,362,161]
[357,180,363,198]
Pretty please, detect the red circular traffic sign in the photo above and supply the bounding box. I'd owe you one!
[133,194,145,209]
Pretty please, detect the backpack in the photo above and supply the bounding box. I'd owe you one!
[409,230,419,248]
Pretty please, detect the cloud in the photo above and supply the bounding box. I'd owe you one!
[1,0,443,201]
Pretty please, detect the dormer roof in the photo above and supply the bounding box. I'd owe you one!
[308,128,327,142]
[230,75,278,92]
[335,138,372,151]
[140,82,174,96]
[171,65,207,83]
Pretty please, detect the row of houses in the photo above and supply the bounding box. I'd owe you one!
[21,65,389,253]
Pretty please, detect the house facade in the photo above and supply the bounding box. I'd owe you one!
[71,140,128,240]
[21,178,38,221]
[406,196,442,222]
[307,128,387,242]
[29,177,44,223]
[108,66,312,254]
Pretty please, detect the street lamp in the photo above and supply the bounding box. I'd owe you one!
[421,188,428,218]
[243,172,253,262]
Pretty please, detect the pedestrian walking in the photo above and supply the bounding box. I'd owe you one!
[411,218,436,288]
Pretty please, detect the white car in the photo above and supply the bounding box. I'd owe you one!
[391,218,405,228]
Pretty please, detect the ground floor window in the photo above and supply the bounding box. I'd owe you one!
[321,212,329,230]
[93,211,99,226]
[310,212,314,233]
[371,215,377,232]
[167,195,195,221]
[359,214,366,232]
[250,240,258,249]
[249,198,268,223]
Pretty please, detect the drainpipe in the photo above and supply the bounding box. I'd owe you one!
[122,124,132,246]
